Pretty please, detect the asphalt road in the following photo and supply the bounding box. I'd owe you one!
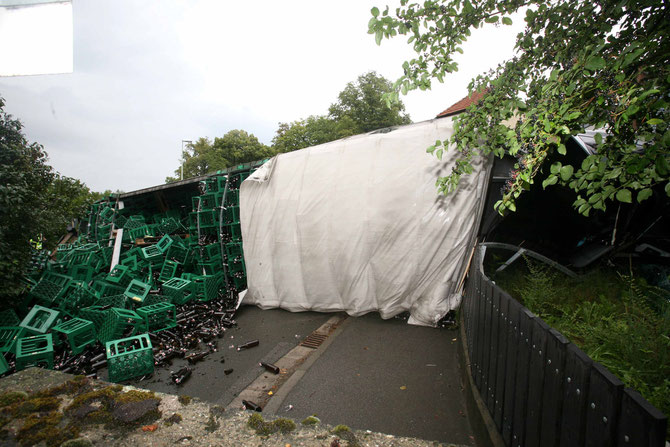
[122,305,331,405]
[272,313,474,445]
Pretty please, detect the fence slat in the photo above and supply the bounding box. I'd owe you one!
[540,328,570,447]
[616,388,668,447]
[524,318,550,447]
[486,286,501,419]
[493,286,510,431]
[512,308,535,447]
[585,363,623,447]
[560,344,593,447]
[502,298,521,446]
[481,280,494,409]
[473,269,485,388]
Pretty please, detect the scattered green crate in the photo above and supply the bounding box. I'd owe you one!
[15,334,54,371]
[159,260,180,283]
[156,235,174,253]
[92,280,126,298]
[0,354,8,375]
[52,318,96,355]
[19,305,61,335]
[166,241,189,263]
[191,273,223,302]
[28,278,65,307]
[161,278,194,305]
[79,306,112,332]
[124,280,152,304]
[98,308,142,344]
[105,334,153,383]
[106,264,133,287]
[0,327,26,354]
[137,302,176,332]
[141,245,164,263]
[224,242,243,259]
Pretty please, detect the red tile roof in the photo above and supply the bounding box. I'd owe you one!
[436,90,487,118]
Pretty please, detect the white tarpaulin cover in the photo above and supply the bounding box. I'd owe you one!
[240,118,490,326]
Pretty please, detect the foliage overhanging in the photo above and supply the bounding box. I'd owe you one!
[369,0,669,215]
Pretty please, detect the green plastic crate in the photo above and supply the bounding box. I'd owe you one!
[166,242,189,263]
[28,278,65,307]
[0,354,8,376]
[106,264,133,287]
[223,206,240,224]
[68,264,96,282]
[224,242,243,259]
[16,334,54,371]
[161,278,194,305]
[91,280,126,298]
[232,274,247,292]
[158,260,180,283]
[98,308,142,344]
[222,223,242,242]
[96,294,128,309]
[136,302,176,333]
[79,306,112,332]
[105,334,153,383]
[223,189,239,206]
[59,283,99,317]
[19,305,61,335]
[124,280,152,304]
[0,327,26,354]
[191,273,223,302]
[141,245,164,263]
[51,318,96,355]
[156,235,174,253]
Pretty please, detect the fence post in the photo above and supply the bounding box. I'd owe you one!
[493,286,510,431]
[560,344,593,447]
[540,328,570,447]
[584,362,623,446]
[524,318,550,447]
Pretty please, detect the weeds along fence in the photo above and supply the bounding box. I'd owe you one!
[462,244,668,447]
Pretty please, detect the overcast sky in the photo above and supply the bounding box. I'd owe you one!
[0,0,523,193]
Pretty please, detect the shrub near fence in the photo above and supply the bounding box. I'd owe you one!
[462,245,668,447]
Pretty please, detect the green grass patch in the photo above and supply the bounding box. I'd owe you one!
[486,251,670,432]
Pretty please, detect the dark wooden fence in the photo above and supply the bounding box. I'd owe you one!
[462,245,668,447]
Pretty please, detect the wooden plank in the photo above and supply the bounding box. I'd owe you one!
[559,344,593,447]
[584,362,623,447]
[502,298,521,445]
[524,317,550,447]
[493,286,510,431]
[540,328,570,447]
[511,307,535,447]
[485,285,501,416]
[481,279,494,409]
[616,388,668,447]
[471,269,483,388]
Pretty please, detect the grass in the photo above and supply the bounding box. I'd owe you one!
[485,250,670,435]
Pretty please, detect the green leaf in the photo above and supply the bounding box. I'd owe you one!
[371,6,379,17]
[542,175,558,189]
[637,188,652,203]
[375,30,383,45]
[585,56,606,71]
[648,118,664,125]
[666,182,670,196]
[655,155,669,176]
[560,165,574,181]
[485,16,499,23]
[436,149,443,160]
[616,189,632,203]
[426,145,436,154]
[594,132,603,145]
[502,17,513,25]
[557,144,567,155]
[550,162,562,174]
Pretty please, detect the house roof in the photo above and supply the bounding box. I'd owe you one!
[436,90,486,118]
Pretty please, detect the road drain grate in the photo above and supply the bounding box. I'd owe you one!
[300,333,328,349]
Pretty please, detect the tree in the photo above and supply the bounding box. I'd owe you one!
[41,175,100,249]
[369,0,669,215]
[272,72,412,153]
[272,115,358,153]
[166,132,274,182]
[0,97,54,299]
[328,71,412,134]
[212,129,275,166]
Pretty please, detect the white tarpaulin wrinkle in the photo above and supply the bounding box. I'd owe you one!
[240,118,490,326]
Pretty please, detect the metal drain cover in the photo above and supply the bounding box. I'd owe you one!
[300,333,328,349]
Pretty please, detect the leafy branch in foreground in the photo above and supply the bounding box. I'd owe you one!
[369,0,669,215]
